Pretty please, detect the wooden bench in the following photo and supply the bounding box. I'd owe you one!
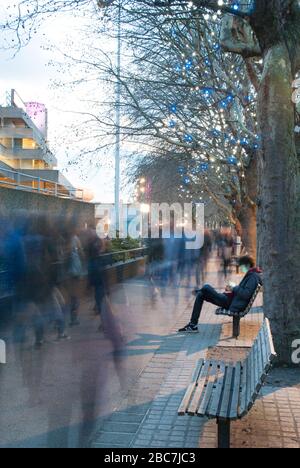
[178,318,276,448]
[216,283,263,338]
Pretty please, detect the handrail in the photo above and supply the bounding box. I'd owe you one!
[0,166,84,201]
[100,247,148,265]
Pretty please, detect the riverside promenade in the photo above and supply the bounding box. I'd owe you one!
[92,255,300,449]
[1,254,299,448]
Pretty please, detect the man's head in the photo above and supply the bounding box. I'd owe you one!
[239,255,255,274]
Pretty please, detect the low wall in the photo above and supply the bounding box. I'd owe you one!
[106,257,146,286]
[0,186,95,228]
[0,256,147,325]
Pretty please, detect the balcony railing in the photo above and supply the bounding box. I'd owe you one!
[0,166,84,201]
[0,126,33,138]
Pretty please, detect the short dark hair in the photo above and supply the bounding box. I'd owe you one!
[239,255,255,268]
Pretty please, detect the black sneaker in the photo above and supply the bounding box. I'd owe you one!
[178,323,199,333]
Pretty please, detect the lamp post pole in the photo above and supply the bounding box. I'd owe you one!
[115,0,121,233]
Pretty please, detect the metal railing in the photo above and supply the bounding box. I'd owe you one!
[100,247,148,266]
[0,166,84,201]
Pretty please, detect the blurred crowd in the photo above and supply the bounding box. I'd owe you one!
[0,210,116,347]
[0,210,127,447]
[146,227,240,300]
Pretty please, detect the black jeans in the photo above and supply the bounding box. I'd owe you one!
[191,285,232,325]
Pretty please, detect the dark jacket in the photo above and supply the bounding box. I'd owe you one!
[230,268,263,314]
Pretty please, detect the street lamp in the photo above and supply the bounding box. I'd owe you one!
[98,0,121,231]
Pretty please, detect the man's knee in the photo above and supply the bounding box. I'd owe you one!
[194,285,210,303]
[201,284,212,295]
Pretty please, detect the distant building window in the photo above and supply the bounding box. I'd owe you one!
[22,138,37,150]
[14,138,22,149]
[0,138,12,149]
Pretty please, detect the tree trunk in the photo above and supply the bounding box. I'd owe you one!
[257,43,300,364]
[237,203,257,259]
[238,151,258,260]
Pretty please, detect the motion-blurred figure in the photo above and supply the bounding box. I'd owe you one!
[66,222,85,327]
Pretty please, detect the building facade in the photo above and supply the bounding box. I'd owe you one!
[0,89,78,199]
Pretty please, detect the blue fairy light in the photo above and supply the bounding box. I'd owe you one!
[169,120,176,128]
[212,129,221,138]
[185,59,193,70]
[169,104,177,113]
[184,134,193,143]
[170,27,177,38]
[202,87,214,96]
[177,166,186,175]
[240,137,249,147]
[199,162,209,172]
[227,155,238,165]
[219,100,228,109]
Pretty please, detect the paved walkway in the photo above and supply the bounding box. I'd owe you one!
[0,266,197,448]
[92,257,300,449]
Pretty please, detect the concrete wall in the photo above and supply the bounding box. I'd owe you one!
[0,186,95,228]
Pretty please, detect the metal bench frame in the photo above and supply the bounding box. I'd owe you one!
[216,284,263,338]
[178,318,276,448]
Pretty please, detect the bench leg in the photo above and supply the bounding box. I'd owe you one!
[232,316,240,339]
[217,419,231,449]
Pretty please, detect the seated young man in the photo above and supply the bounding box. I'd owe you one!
[179,255,262,333]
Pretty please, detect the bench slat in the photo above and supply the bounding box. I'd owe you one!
[240,356,252,417]
[218,366,234,419]
[265,318,277,360]
[229,362,242,420]
[245,348,255,413]
[187,361,211,415]
[207,363,226,418]
[254,335,262,394]
[197,361,219,417]
[178,359,205,416]
[258,323,270,384]
[263,321,272,361]
[238,361,248,418]
[260,322,270,376]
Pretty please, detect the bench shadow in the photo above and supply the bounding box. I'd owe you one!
[119,324,222,358]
